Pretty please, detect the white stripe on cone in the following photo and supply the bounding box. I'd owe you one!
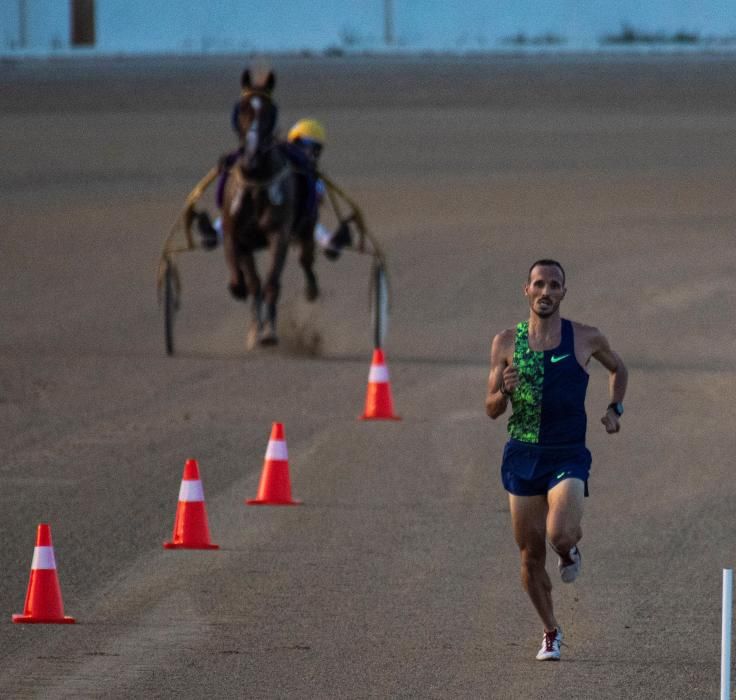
[265,439,288,461]
[368,364,390,383]
[178,479,205,502]
[31,546,56,570]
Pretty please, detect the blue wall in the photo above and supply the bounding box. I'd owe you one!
[2,0,736,56]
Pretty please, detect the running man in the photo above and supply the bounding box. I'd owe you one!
[485,259,627,661]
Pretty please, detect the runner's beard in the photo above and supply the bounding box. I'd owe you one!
[532,300,559,318]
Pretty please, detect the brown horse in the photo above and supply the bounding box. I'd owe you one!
[221,69,317,347]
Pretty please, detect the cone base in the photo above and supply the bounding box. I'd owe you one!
[246,498,302,506]
[163,541,219,549]
[360,414,401,420]
[12,614,75,624]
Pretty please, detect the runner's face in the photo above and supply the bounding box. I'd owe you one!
[524,265,566,318]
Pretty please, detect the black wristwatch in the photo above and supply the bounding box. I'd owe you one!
[608,402,624,417]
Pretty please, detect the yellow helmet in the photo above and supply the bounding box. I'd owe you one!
[287,119,326,146]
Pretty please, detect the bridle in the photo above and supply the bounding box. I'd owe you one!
[239,88,279,165]
[234,88,288,188]
[239,88,273,101]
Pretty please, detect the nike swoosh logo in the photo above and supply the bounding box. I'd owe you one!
[550,354,571,363]
[556,471,568,480]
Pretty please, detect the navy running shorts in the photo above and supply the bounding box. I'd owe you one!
[501,439,591,497]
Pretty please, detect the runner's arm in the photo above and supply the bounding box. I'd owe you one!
[486,331,516,419]
[591,330,628,433]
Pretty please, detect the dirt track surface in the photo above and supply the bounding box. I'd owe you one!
[1,55,736,698]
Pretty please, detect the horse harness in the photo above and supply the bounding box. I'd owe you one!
[228,148,291,218]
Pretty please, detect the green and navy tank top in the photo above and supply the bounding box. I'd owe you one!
[507,319,589,446]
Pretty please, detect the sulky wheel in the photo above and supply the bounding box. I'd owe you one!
[163,259,181,356]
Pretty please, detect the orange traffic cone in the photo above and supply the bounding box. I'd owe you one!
[12,523,75,624]
[246,423,302,505]
[164,459,219,549]
[360,348,401,420]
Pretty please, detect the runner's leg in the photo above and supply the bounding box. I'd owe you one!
[509,494,558,631]
[546,478,584,562]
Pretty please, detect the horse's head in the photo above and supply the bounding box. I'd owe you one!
[237,69,279,163]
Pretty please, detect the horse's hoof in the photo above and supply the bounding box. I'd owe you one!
[305,275,319,302]
[259,332,279,347]
[229,281,248,300]
[257,320,279,346]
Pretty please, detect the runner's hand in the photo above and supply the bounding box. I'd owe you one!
[501,365,520,394]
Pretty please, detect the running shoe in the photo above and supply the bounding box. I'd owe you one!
[536,627,562,661]
[559,545,581,583]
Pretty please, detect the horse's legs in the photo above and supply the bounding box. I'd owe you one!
[298,218,319,302]
[259,230,290,344]
[222,205,250,301]
[238,252,264,349]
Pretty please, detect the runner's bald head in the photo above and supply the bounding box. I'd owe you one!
[528,259,565,285]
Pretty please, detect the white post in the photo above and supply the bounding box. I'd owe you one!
[722,568,733,700]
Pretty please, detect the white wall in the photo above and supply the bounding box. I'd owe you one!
[2,0,736,56]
